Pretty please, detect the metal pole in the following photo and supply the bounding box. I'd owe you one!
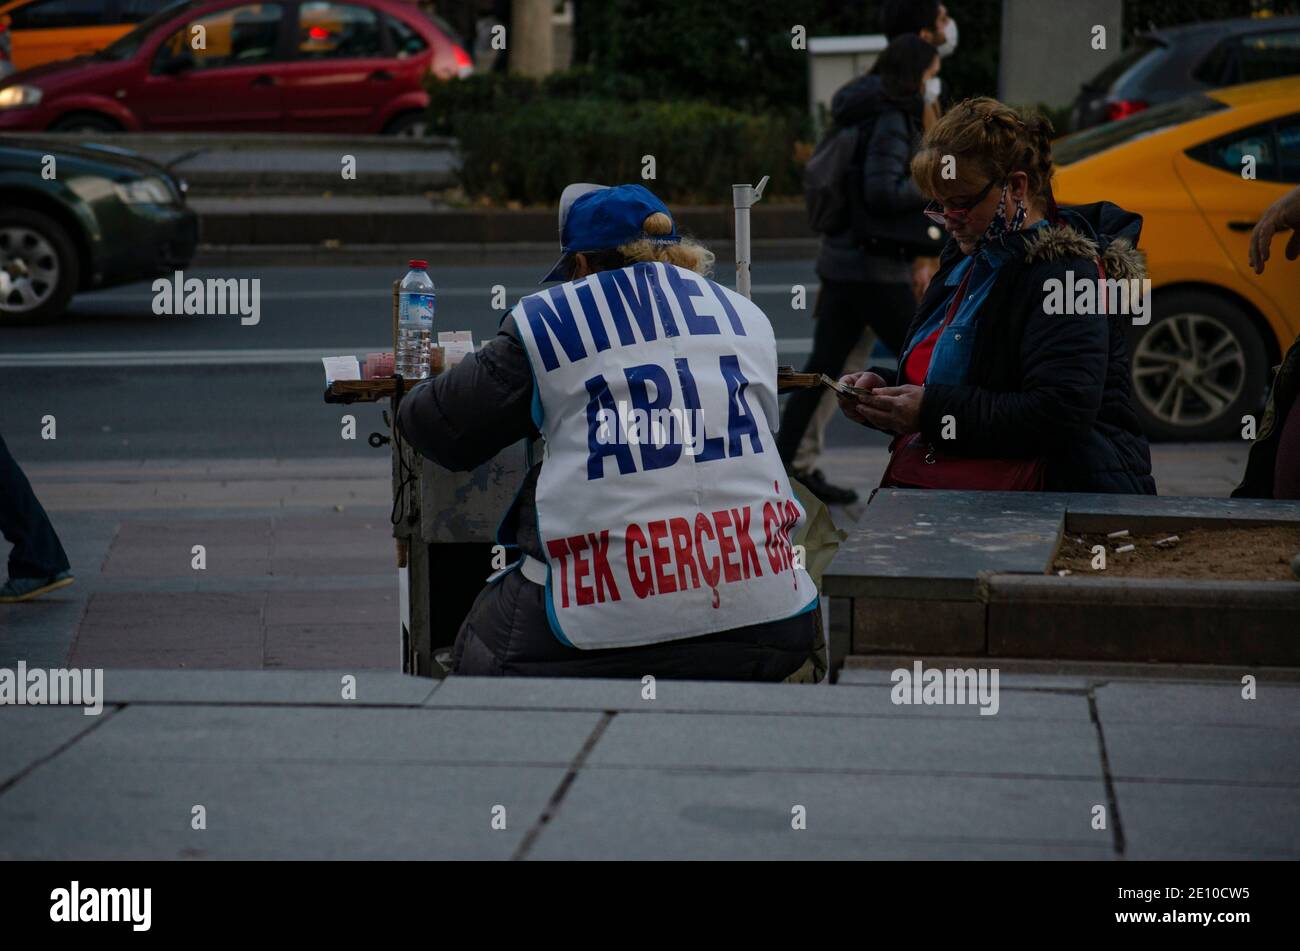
[732,176,769,299]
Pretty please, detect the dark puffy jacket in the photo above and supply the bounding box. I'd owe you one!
[817,73,925,284]
[395,315,817,679]
[869,201,1158,494]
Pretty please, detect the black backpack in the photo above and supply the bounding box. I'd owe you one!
[806,112,945,258]
[804,116,875,235]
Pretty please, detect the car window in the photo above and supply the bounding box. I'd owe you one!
[387,12,427,58]
[152,2,284,73]
[1185,118,1300,183]
[8,0,106,29]
[1194,29,1300,86]
[296,2,383,59]
[1056,94,1229,166]
[1277,116,1300,183]
[114,0,184,25]
[1083,37,1161,93]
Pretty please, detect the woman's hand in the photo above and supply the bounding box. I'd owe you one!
[837,371,887,426]
[852,384,925,434]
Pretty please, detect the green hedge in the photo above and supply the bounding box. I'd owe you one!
[453,95,801,206]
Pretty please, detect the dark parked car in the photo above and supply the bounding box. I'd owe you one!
[0,0,471,135]
[0,137,196,323]
[0,10,13,78]
[1071,15,1300,130]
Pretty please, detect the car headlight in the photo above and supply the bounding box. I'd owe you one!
[114,176,176,206]
[0,84,42,109]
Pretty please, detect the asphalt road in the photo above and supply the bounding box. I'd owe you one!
[1,261,889,461]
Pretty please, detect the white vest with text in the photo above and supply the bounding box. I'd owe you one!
[510,261,816,649]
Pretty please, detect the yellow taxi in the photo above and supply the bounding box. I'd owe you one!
[0,0,175,71]
[1054,76,1299,440]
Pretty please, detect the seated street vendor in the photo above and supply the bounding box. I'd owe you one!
[397,183,818,679]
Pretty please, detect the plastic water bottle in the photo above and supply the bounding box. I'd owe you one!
[396,259,435,379]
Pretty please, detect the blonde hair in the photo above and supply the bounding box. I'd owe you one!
[911,97,1056,208]
[582,211,715,277]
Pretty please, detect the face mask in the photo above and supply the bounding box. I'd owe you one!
[924,76,942,104]
[937,18,958,58]
[979,182,1027,248]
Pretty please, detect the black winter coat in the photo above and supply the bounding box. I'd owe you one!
[817,73,926,284]
[869,201,1158,495]
[395,315,817,679]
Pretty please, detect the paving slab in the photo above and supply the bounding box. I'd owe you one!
[263,622,395,669]
[0,705,115,788]
[94,669,436,706]
[427,675,1087,720]
[0,752,562,860]
[68,644,267,670]
[1095,681,1300,728]
[70,592,264,667]
[0,597,87,668]
[75,704,599,766]
[529,768,1112,860]
[837,666,1093,691]
[1116,781,1300,858]
[585,710,1101,777]
[262,588,398,626]
[1102,721,1300,784]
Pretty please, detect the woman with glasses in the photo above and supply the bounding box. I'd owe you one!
[777,33,941,504]
[837,97,1157,495]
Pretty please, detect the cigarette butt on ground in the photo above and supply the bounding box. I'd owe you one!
[1057,569,1072,576]
[1154,535,1180,547]
[1115,543,1136,554]
[1107,529,1130,539]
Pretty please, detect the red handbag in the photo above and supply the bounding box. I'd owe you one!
[880,432,1045,490]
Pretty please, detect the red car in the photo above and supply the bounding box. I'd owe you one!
[0,0,472,134]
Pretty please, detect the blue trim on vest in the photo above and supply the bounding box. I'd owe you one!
[785,592,820,619]
[485,557,523,585]
[538,503,575,647]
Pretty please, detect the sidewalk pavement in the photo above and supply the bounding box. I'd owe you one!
[1,444,1292,858]
[0,442,1252,674]
[0,456,396,672]
[1,667,1295,859]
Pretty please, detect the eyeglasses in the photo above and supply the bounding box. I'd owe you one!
[923,178,1001,225]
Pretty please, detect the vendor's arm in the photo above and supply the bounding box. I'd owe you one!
[396,314,538,471]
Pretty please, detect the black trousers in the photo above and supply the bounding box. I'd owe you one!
[452,568,816,681]
[0,432,70,580]
[777,278,914,466]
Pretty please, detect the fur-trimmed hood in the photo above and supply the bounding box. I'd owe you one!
[1023,200,1148,281]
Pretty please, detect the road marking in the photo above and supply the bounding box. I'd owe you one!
[0,339,819,367]
[83,283,812,302]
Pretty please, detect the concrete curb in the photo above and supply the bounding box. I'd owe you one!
[192,237,822,267]
[193,202,818,246]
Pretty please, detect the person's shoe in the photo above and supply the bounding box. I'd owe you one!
[0,571,75,603]
[792,468,859,505]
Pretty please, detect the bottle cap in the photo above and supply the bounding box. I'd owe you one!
[409,259,428,270]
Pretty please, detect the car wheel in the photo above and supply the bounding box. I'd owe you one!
[48,112,121,133]
[0,208,80,325]
[1128,290,1269,442]
[383,112,429,137]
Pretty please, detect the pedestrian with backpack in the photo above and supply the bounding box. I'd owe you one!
[779,33,942,502]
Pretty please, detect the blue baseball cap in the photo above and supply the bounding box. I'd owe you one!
[539,183,681,283]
